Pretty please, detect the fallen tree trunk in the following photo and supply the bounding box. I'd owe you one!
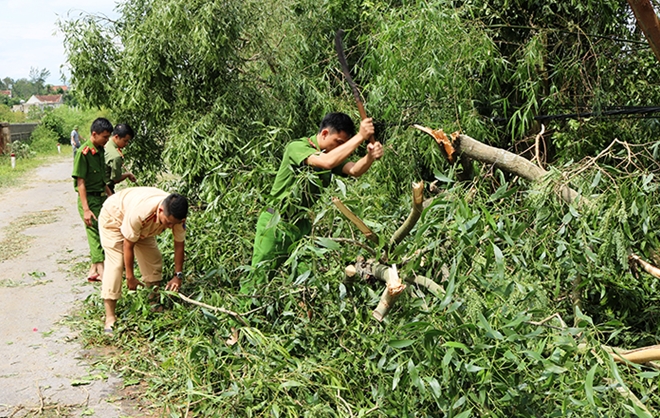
[413,125,581,204]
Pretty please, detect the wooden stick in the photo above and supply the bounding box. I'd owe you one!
[177,293,249,326]
[332,197,379,244]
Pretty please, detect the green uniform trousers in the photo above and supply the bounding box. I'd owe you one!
[251,210,311,271]
[78,194,106,263]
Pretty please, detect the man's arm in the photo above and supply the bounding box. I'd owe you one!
[117,172,137,184]
[343,142,384,178]
[306,118,375,170]
[76,177,96,226]
[123,239,141,290]
[165,240,185,291]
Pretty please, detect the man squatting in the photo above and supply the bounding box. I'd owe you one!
[99,187,188,332]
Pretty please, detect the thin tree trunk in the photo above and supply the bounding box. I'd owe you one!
[628,0,660,64]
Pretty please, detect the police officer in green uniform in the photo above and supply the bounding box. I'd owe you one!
[105,123,136,193]
[251,112,382,280]
[72,117,113,282]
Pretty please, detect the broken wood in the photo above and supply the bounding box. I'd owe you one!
[332,196,379,244]
[629,253,660,279]
[371,264,406,322]
[348,259,443,321]
[413,125,581,204]
[604,344,660,364]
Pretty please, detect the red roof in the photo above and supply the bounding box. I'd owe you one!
[35,95,63,103]
[50,85,68,92]
[0,90,10,96]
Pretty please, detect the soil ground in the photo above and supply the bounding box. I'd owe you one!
[0,155,147,417]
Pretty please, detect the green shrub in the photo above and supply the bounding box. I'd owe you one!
[29,125,59,153]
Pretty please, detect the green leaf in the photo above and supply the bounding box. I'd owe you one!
[389,339,415,348]
[434,170,453,183]
[279,380,304,390]
[453,408,473,418]
[315,237,340,250]
[442,341,470,351]
[478,312,503,340]
[335,178,347,198]
[585,364,596,407]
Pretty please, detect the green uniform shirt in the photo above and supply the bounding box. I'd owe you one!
[105,140,124,185]
[269,136,347,208]
[72,139,107,193]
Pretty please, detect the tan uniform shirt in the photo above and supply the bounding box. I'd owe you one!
[102,187,185,243]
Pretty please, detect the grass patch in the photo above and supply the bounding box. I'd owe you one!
[0,147,66,191]
[0,208,62,262]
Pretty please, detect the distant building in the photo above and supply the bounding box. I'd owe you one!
[49,85,68,93]
[0,90,11,98]
[13,94,63,113]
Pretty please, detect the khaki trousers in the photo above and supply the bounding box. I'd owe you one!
[99,207,163,300]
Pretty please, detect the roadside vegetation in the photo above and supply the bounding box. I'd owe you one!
[61,0,660,415]
[0,105,106,189]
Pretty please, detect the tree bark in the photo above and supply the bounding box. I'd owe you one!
[604,344,660,364]
[628,0,660,64]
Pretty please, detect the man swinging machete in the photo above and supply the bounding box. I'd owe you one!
[247,30,384,287]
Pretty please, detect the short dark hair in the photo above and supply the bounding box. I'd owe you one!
[318,112,356,137]
[90,117,113,135]
[162,193,188,220]
[112,123,134,138]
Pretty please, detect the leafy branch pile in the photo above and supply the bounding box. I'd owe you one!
[64,0,660,415]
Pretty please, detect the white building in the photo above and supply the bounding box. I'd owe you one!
[13,94,63,113]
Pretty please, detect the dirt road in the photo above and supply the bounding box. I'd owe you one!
[0,155,142,417]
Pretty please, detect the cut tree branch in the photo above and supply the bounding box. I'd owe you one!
[371,264,406,322]
[413,125,581,204]
[389,181,424,248]
[629,253,660,279]
[178,293,249,326]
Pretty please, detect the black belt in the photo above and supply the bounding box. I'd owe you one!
[87,191,106,197]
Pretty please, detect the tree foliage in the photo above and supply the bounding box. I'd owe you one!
[62,0,660,415]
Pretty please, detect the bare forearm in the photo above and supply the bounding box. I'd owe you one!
[308,134,366,169]
[345,154,375,178]
[174,241,184,272]
[123,240,136,278]
[77,178,90,210]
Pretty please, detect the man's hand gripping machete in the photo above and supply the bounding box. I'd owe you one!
[335,29,374,144]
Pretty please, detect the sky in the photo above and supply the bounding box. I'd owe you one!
[0,0,119,86]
